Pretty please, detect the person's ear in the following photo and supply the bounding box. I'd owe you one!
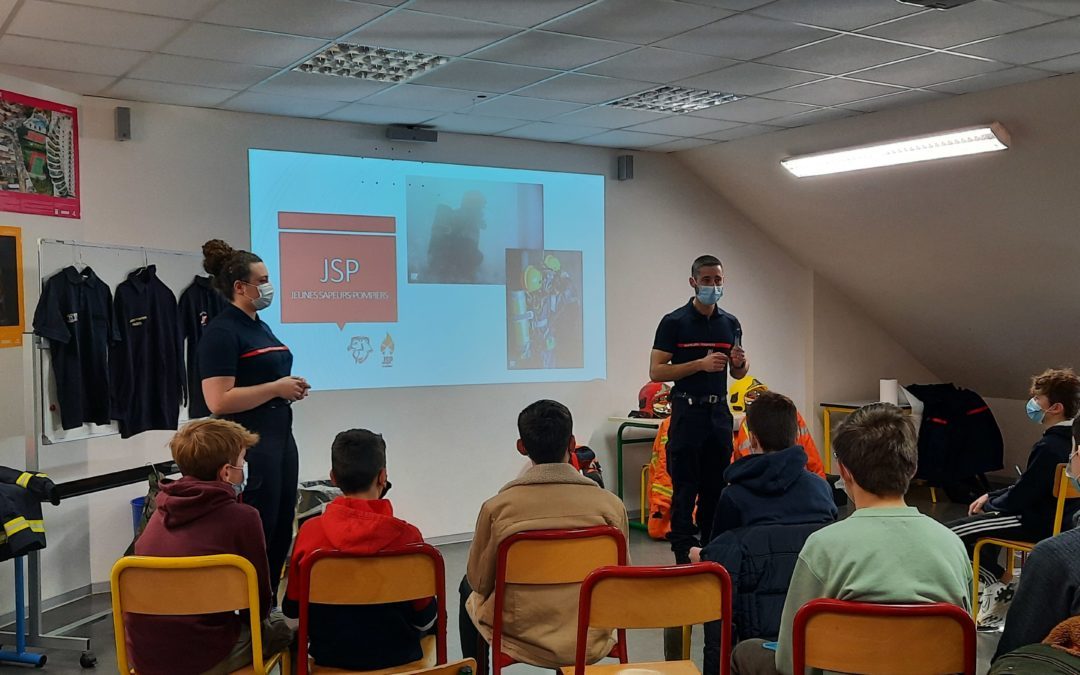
[377,467,388,489]
[516,439,528,457]
[1049,401,1065,416]
[838,462,852,485]
[688,276,697,289]
[329,470,338,488]
[217,463,231,483]
[748,431,761,454]
[567,434,577,462]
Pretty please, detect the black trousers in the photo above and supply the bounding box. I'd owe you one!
[230,405,299,605]
[666,398,733,561]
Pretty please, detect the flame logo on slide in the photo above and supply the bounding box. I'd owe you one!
[381,333,394,367]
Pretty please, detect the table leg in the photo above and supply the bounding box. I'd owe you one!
[822,408,832,474]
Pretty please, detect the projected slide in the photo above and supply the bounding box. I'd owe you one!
[249,150,605,391]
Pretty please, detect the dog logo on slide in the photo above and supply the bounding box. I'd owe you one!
[348,336,374,364]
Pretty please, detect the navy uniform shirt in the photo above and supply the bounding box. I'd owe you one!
[178,276,227,419]
[110,265,184,439]
[199,304,292,411]
[653,299,742,398]
[32,266,117,430]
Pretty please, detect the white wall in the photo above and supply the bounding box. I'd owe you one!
[0,76,822,604]
[985,397,1043,481]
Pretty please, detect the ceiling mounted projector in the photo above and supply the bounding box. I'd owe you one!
[897,0,975,8]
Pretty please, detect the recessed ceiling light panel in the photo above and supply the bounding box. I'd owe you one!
[607,86,741,114]
[294,43,448,83]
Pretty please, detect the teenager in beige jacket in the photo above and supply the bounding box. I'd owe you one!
[459,399,630,669]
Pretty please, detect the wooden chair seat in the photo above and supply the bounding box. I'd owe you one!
[560,660,700,675]
[310,635,437,675]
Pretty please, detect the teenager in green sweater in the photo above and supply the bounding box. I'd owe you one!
[731,403,972,675]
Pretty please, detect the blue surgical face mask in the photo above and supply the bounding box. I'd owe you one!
[1026,397,1047,424]
[243,281,274,311]
[695,284,723,305]
[229,463,248,497]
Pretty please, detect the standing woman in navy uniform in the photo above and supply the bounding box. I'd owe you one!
[199,239,310,601]
[650,254,748,564]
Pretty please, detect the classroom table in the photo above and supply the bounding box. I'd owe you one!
[819,401,912,473]
[607,416,662,531]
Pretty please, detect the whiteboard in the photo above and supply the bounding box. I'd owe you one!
[36,238,204,444]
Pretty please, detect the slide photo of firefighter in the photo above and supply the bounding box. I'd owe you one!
[505,248,583,370]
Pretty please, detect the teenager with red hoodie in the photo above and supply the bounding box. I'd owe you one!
[127,419,293,675]
[283,429,437,670]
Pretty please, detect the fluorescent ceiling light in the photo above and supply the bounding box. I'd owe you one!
[295,43,448,83]
[608,86,741,114]
[780,123,1010,177]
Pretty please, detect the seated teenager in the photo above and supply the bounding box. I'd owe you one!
[729,378,826,478]
[127,419,292,675]
[690,392,836,674]
[993,414,1080,660]
[730,403,972,675]
[282,429,436,671]
[947,368,1080,628]
[459,399,629,668]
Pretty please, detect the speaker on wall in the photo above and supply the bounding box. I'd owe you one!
[617,154,634,181]
[115,106,131,141]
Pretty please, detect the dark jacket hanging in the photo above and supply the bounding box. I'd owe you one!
[905,383,1005,485]
[178,276,226,419]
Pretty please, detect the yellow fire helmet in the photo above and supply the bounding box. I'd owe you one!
[543,254,562,272]
[523,264,543,293]
[729,375,768,414]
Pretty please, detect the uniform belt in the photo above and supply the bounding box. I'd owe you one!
[672,391,723,406]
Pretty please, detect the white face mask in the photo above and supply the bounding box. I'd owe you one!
[243,281,274,310]
[228,463,248,497]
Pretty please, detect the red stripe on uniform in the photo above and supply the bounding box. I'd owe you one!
[966,406,990,415]
[677,342,731,349]
[240,346,290,359]
[930,417,948,425]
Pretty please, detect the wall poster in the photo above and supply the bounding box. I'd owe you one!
[0,226,23,347]
[0,90,79,219]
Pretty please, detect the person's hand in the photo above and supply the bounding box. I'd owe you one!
[730,345,747,369]
[699,350,729,373]
[689,547,703,563]
[296,377,311,399]
[969,493,990,516]
[275,376,307,402]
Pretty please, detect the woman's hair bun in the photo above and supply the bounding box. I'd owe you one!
[202,239,235,276]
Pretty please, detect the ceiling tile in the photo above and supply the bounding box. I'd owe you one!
[840,88,950,113]
[854,53,1005,88]
[427,113,526,134]
[626,115,740,136]
[129,54,278,90]
[545,0,731,44]
[0,36,146,76]
[163,24,327,68]
[678,0,772,9]
[553,105,673,128]
[323,102,437,124]
[58,0,217,20]
[956,18,1080,64]
[345,11,516,56]
[679,62,823,95]
[701,123,780,141]
[579,129,681,148]
[104,79,237,107]
[251,71,390,101]
[648,137,718,152]
[472,95,587,120]
[687,96,816,122]
[201,0,388,39]
[501,121,606,142]
[767,106,856,128]
[9,1,185,52]
[759,77,901,105]
[750,0,921,31]
[1034,53,1080,73]
[0,64,115,94]
[999,0,1080,16]
[656,13,833,61]
[861,0,1054,49]
[928,66,1053,92]
[411,60,556,93]
[514,73,651,104]
[220,91,345,118]
[581,47,736,83]
[407,0,592,28]
[471,31,634,70]
[761,35,927,76]
[361,84,491,111]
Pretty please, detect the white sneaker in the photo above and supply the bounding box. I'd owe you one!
[978,579,1018,630]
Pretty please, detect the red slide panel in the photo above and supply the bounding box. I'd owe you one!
[278,212,396,233]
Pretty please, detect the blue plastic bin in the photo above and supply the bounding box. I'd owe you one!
[131,496,146,537]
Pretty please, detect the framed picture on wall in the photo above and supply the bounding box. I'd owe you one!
[0,90,79,219]
[0,226,23,347]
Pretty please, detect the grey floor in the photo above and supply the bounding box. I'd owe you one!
[4,486,1004,674]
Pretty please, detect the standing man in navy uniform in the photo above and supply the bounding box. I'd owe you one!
[650,255,747,564]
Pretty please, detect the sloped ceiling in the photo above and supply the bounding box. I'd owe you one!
[677,71,1080,399]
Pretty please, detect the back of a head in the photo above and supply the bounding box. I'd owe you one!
[171,419,259,481]
[202,239,262,299]
[833,403,917,497]
[331,429,387,494]
[1031,367,1080,418]
[518,399,572,464]
[745,391,798,452]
